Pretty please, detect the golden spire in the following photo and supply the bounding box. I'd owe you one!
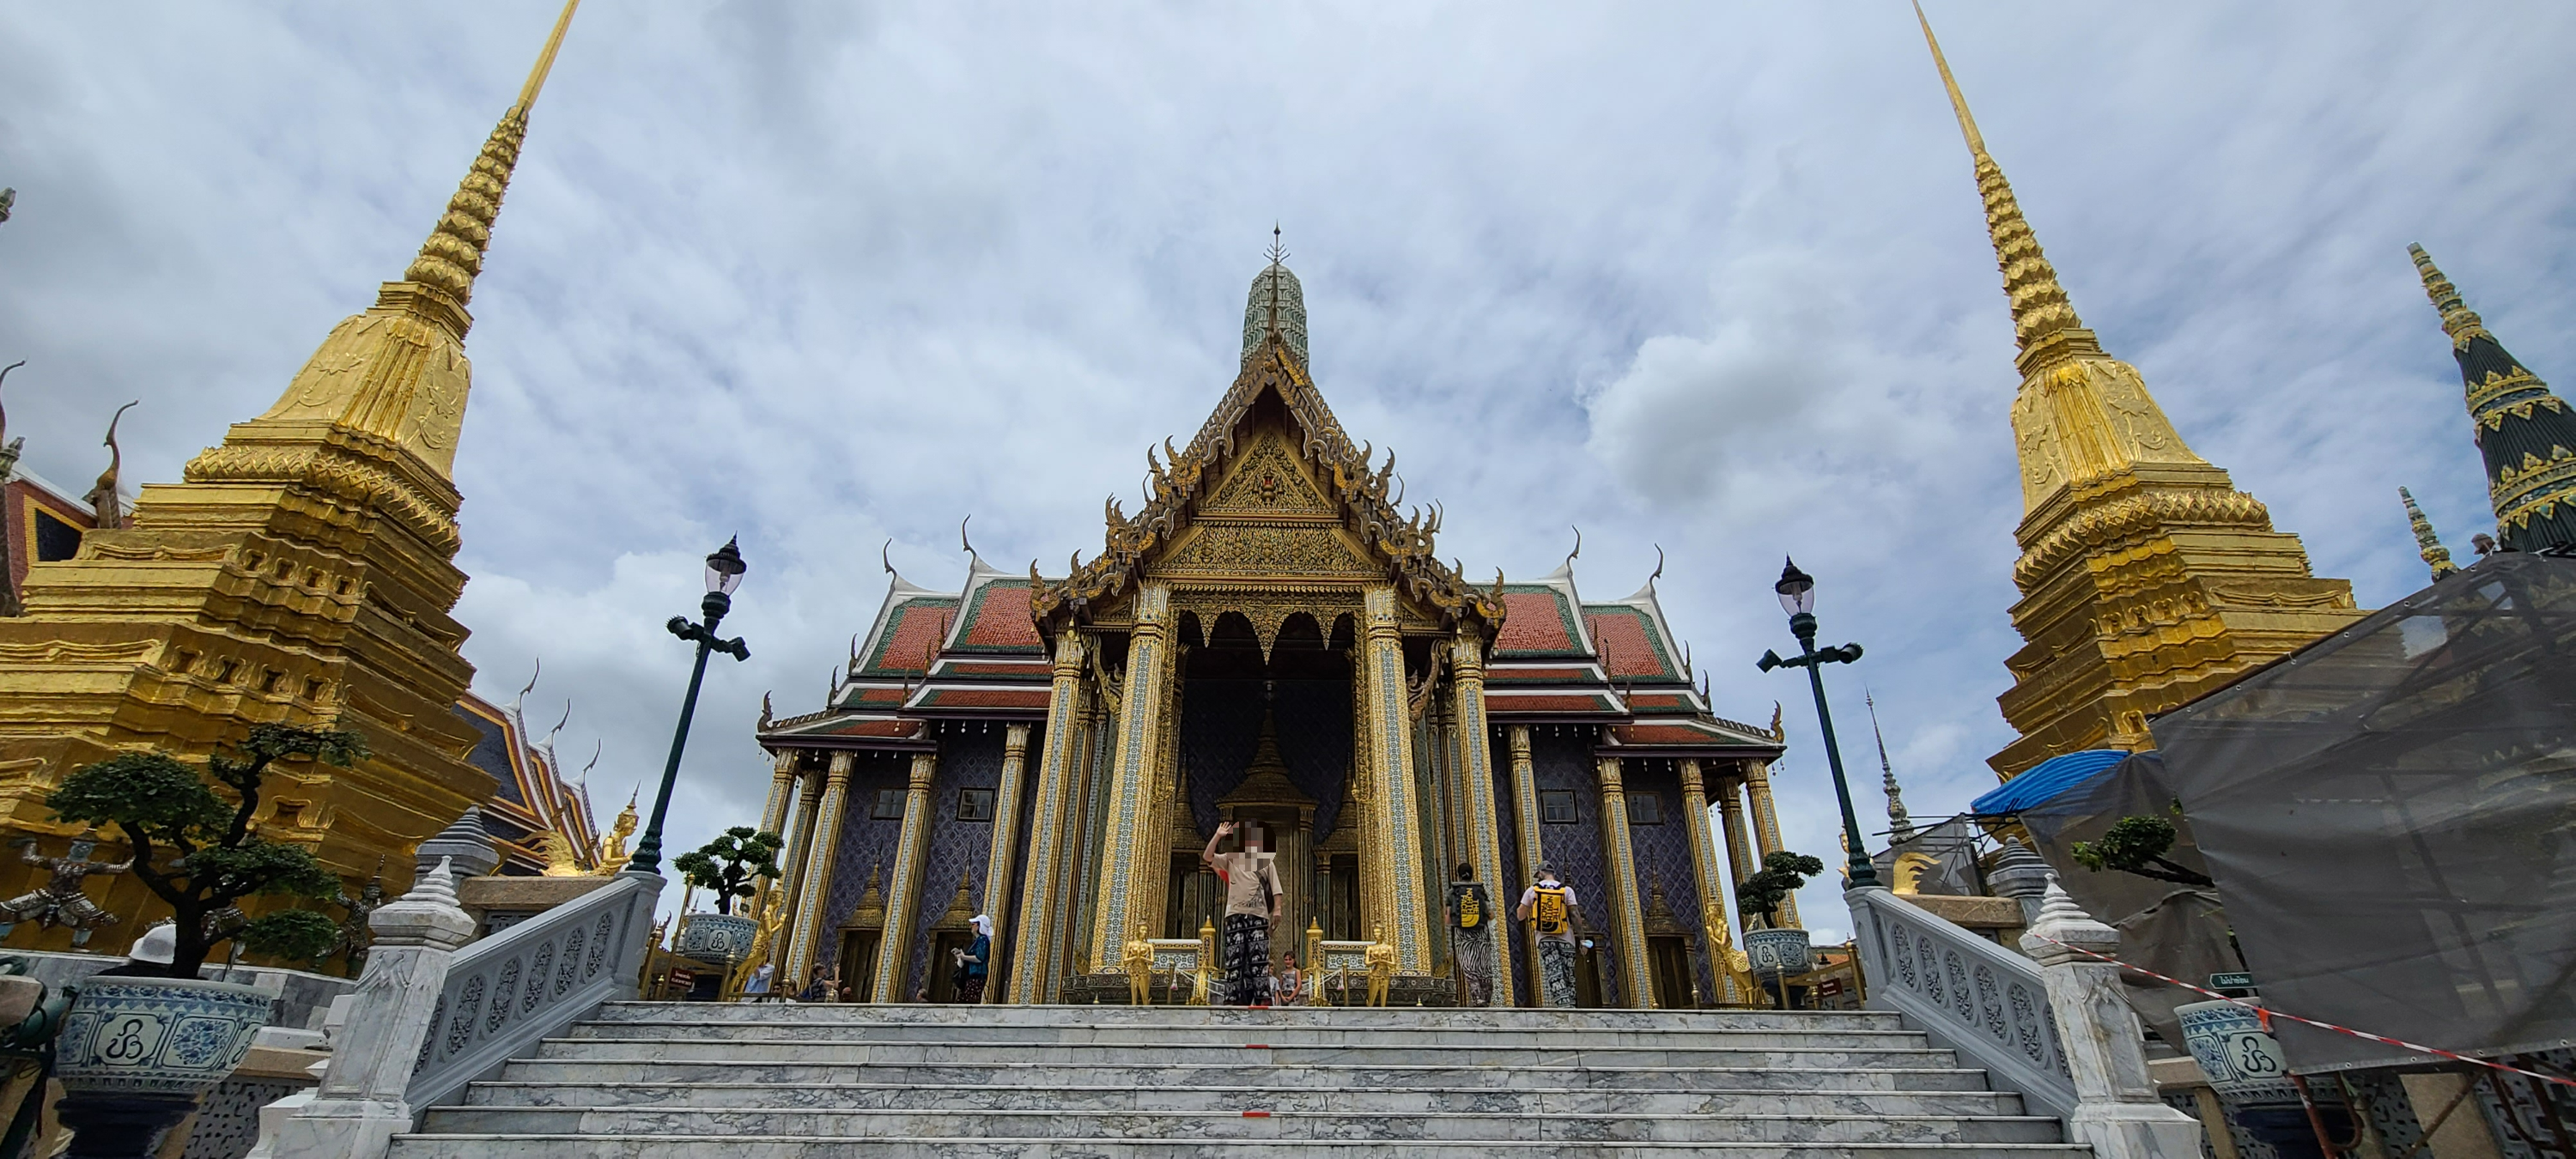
[2408,244,2491,349]
[2399,487,2458,580]
[1914,2,2092,373]
[402,0,583,319]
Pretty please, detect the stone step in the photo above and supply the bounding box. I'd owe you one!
[586,1002,1906,1032]
[388,1138,2094,1159]
[568,1019,1926,1050]
[524,1037,1959,1070]
[414,1106,2070,1144]
[461,1080,2027,1117]
[491,1059,2001,1092]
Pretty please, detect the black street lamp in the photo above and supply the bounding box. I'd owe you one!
[1755,557,1880,889]
[628,537,752,877]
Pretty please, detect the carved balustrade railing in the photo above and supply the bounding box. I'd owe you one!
[1845,885,2079,1125]
[405,871,659,1110]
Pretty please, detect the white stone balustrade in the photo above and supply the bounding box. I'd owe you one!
[2020,878,2206,1159]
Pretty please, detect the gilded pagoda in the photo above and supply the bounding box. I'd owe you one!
[757,258,1791,1007]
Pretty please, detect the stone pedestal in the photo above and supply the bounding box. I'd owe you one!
[2021,879,2204,1159]
[454,873,614,938]
[256,857,476,1159]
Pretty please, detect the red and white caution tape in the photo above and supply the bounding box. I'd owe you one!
[2028,933,2576,1090]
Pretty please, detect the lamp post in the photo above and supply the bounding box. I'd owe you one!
[629,537,751,877]
[1756,557,1879,889]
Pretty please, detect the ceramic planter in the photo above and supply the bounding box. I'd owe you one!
[1743,928,1814,979]
[676,913,759,967]
[2175,998,2298,1106]
[57,977,270,1096]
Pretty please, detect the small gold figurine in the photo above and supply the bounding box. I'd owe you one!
[1364,925,1396,1007]
[1122,923,1156,1006]
[593,792,640,875]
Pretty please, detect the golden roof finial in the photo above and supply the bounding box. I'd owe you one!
[399,0,583,318]
[1914,2,2091,372]
[2408,244,2490,349]
[2400,487,2459,580]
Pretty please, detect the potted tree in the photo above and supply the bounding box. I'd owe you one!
[1735,851,1824,983]
[671,827,783,974]
[42,723,355,1157]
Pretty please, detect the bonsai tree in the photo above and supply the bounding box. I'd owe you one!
[2072,813,2214,888]
[46,724,356,977]
[1736,851,1826,930]
[672,827,784,915]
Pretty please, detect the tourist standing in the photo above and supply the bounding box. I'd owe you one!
[952,913,993,1003]
[1516,864,1585,1008]
[1276,950,1304,1006]
[1201,819,1285,1005]
[1443,862,1496,1007]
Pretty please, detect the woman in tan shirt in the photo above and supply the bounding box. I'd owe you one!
[1201,820,1285,1006]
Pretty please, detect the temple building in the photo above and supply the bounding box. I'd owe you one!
[0,1,589,938]
[2408,246,2576,555]
[758,257,1791,1007]
[1912,8,2366,780]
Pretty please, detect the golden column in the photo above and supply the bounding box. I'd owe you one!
[769,762,824,961]
[978,722,1032,1002]
[1742,760,1798,929]
[1716,778,1757,884]
[1085,583,1176,974]
[1012,632,1087,1002]
[1592,756,1657,1007]
[871,750,939,1002]
[1358,586,1433,971]
[784,750,854,984]
[1679,760,1750,1005]
[758,749,800,840]
[1504,725,1545,1001]
[1447,633,1514,1004]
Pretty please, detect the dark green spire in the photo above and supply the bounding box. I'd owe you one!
[2412,245,2576,552]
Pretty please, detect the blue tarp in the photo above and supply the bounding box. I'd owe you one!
[1970,748,2131,816]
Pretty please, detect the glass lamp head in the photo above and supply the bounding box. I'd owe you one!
[1774,556,1816,616]
[705,537,748,596]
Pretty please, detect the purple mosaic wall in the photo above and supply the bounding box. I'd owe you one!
[1619,758,1718,1004]
[813,749,912,975]
[1528,727,1621,1006]
[1179,677,1352,841]
[903,724,1007,996]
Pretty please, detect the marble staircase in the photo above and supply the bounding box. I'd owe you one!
[385,1003,2092,1157]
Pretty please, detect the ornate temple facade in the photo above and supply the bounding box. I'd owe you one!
[1913,10,2366,780]
[0,1,589,939]
[758,263,1790,1007]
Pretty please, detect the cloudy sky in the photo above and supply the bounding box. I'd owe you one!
[5,3,2572,938]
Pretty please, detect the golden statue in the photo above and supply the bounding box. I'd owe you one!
[538,829,584,877]
[1364,925,1396,1007]
[592,792,638,875]
[1122,923,1156,1006]
[727,887,787,999]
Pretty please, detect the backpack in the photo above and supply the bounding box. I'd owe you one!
[1455,884,1484,929]
[1531,884,1571,936]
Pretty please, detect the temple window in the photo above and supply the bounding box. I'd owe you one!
[870,787,905,820]
[1627,793,1665,825]
[957,788,994,822]
[1540,790,1577,824]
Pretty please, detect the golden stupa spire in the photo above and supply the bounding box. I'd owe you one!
[1914,2,2091,373]
[2408,244,2492,349]
[403,0,582,319]
[2399,487,2458,580]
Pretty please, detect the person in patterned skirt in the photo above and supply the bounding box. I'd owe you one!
[1517,865,1586,1009]
[1201,820,1285,1006]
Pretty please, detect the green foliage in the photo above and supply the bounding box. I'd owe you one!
[672,827,784,915]
[2072,814,2215,887]
[240,908,337,963]
[1737,851,1826,928]
[45,722,368,976]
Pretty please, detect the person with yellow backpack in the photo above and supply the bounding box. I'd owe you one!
[1516,865,1586,1008]
[1443,862,1496,1006]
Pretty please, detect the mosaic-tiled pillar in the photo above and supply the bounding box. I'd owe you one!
[769,762,823,968]
[785,750,854,985]
[1448,633,1513,1004]
[1716,775,1757,884]
[1085,584,1175,974]
[1742,759,1800,928]
[1679,759,1747,1004]
[758,749,799,840]
[979,722,1032,1002]
[1594,755,1656,1007]
[1358,586,1431,971]
[1010,633,1086,1003]
[872,749,939,1002]
[1505,725,1544,1004]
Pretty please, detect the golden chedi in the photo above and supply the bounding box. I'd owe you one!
[0,1,586,937]
[1913,6,2363,778]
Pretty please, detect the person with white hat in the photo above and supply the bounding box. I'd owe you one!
[94,920,178,979]
[950,914,993,1003]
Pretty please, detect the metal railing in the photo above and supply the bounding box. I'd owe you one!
[1845,886,2078,1125]
[406,871,659,1110]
